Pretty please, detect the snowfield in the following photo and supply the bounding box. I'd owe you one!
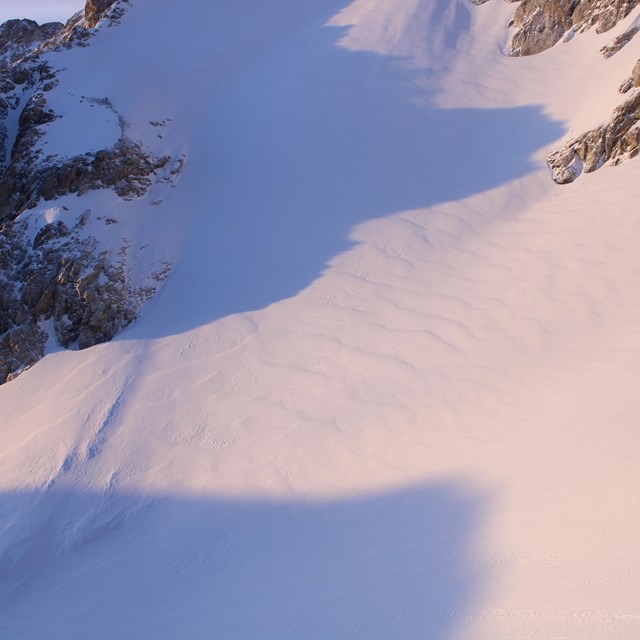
[1,0,640,638]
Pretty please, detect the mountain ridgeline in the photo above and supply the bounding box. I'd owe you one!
[0,0,639,384]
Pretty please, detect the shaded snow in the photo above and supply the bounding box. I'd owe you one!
[34,96,122,159]
[1,1,640,639]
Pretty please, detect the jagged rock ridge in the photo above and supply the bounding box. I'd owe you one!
[0,20,63,67]
[471,0,640,181]
[505,0,640,57]
[2,0,639,383]
[548,67,640,184]
[85,0,121,29]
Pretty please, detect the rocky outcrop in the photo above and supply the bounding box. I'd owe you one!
[469,0,640,182]
[0,135,172,222]
[634,59,640,86]
[548,89,640,183]
[0,19,63,67]
[0,64,172,222]
[0,212,169,384]
[0,0,131,63]
[0,18,62,168]
[500,1,640,181]
[0,104,175,382]
[601,20,640,57]
[84,0,121,29]
[619,59,640,93]
[0,0,177,384]
[507,0,640,56]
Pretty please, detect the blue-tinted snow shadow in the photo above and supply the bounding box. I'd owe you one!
[0,481,488,639]
[123,0,564,336]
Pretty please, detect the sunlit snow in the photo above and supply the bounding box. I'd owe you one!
[1,1,640,639]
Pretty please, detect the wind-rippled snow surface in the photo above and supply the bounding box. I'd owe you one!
[1,1,640,638]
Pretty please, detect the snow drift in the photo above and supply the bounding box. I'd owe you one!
[1,0,640,638]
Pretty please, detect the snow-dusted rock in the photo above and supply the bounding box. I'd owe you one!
[0,19,62,67]
[0,1,173,383]
[601,19,640,58]
[85,0,122,29]
[2,2,640,638]
[0,212,168,383]
[496,0,640,56]
[548,89,640,183]
[469,0,640,182]
[618,59,640,92]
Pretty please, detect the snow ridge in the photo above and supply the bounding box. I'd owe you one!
[0,1,640,639]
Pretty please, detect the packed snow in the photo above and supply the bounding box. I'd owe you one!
[1,1,640,638]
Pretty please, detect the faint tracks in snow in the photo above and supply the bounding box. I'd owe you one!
[52,377,133,484]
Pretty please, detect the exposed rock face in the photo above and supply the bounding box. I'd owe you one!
[546,47,640,184]
[601,21,640,58]
[0,19,63,67]
[0,18,63,170]
[0,0,178,384]
[469,0,640,181]
[634,59,640,85]
[0,0,138,187]
[0,213,167,384]
[508,0,575,56]
[501,1,640,181]
[508,0,640,56]
[548,89,640,183]
[619,59,640,93]
[0,134,172,221]
[0,0,130,62]
[0,50,172,223]
[84,0,121,29]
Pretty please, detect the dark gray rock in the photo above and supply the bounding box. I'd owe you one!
[0,321,47,383]
[0,136,171,221]
[0,0,175,385]
[0,81,171,222]
[0,214,166,384]
[0,19,63,66]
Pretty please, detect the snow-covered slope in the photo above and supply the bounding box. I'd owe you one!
[1,1,640,638]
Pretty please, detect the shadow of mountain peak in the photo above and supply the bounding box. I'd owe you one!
[122,1,564,339]
[0,481,490,639]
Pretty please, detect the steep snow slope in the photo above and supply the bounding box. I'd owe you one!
[1,1,640,638]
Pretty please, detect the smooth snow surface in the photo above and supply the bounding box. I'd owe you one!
[34,97,122,160]
[2,1,640,638]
